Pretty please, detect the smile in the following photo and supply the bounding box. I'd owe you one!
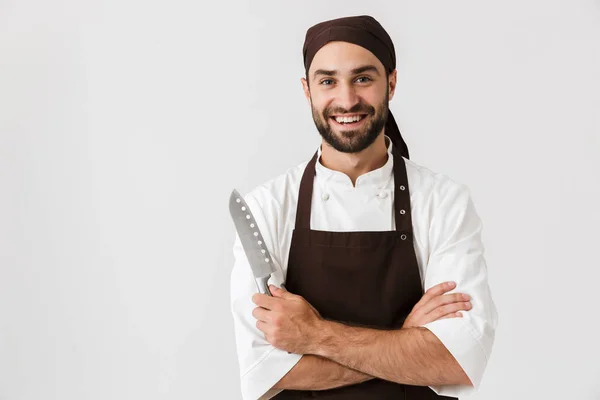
[329,114,367,126]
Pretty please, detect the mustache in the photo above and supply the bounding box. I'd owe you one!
[323,102,375,118]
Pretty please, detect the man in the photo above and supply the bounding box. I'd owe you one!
[230,15,498,400]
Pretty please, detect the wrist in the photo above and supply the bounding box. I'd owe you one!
[310,318,338,358]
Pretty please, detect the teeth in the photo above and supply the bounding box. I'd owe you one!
[334,115,363,124]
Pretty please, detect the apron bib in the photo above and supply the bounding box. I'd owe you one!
[273,145,457,400]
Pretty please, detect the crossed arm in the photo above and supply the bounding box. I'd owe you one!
[274,326,471,390]
[259,282,473,391]
[274,355,372,391]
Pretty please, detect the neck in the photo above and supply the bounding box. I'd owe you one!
[319,133,389,187]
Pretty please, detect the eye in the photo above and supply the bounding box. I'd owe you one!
[319,79,334,85]
[355,76,372,83]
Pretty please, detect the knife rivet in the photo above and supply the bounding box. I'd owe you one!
[261,249,266,254]
[254,232,258,236]
[265,258,269,262]
[241,206,246,211]
[236,198,241,203]
[258,241,262,245]
[246,215,251,219]
[250,223,255,228]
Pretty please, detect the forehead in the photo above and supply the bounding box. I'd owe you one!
[308,41,385,76]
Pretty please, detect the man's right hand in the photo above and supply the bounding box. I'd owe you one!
[402,281,471,328]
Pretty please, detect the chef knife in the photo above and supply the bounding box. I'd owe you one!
[229,189,275,296]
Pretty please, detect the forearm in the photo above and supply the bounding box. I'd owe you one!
[273,354,374,391]
[313,321,472,387]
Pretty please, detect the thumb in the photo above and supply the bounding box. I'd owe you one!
[270,284,292,299]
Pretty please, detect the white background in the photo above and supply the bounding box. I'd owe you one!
[1,0,599,399]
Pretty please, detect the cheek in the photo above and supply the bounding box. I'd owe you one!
[310,93,327,107]
[311,99,329,116]
[362,90,384,106]
[362,83,387,101]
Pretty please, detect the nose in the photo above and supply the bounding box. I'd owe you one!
[335,82,360,111]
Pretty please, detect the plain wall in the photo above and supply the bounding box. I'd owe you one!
[1,0,599,399]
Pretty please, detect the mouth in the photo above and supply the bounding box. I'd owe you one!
[328,113,368,128]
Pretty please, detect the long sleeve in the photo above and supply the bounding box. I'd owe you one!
[420,181,499,397]
[229,192,302,400]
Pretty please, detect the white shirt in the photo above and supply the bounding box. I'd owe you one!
[230,136,498,400]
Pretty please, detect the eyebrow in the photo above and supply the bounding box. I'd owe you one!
[312,65,381,80]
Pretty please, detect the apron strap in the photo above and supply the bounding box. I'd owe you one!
[391,145,414,236]
[295,150,318,230]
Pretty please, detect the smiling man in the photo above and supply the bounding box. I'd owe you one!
[230,15,498,400]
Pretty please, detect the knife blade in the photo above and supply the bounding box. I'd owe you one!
[229,189,275,296]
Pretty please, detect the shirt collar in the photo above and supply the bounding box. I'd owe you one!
[315,135,394,189]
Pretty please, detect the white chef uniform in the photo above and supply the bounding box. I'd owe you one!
[230,136,498,400]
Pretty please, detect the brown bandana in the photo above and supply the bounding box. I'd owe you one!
[302,15,410,159]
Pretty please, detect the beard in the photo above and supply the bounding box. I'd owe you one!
[311,91,389,154]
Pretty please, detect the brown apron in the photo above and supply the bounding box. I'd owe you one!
[273,144,458,399]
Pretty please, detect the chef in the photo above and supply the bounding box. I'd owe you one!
[230,15,498,400]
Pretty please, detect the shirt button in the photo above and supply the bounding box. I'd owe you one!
[377,192,388,199]
[399,185,406,191]
[322,193,330,201]
[400,209,406,215]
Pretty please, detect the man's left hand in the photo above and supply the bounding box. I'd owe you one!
[252,284,324,354]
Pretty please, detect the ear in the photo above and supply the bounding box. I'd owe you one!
[301,77,311,104]
[388,69,397,101]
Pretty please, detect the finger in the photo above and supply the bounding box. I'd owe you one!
[269,285,285,297]
[256,320,268,333]
[272,284,287,292]
[416,308,468,326]
[252,306,270,322]
[413,281,456,311]
[438,311,465,320]
[421,293,471,315]
[429,301,472,320]
[252,292,280,310]
[269,284,295,300]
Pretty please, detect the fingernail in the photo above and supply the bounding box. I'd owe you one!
[463,294,470,300]
[465,301,472,308]
[447,281,456,287]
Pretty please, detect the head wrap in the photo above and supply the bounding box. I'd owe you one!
[302,15,410,159]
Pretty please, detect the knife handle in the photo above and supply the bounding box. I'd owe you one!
[256,275,273,296]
